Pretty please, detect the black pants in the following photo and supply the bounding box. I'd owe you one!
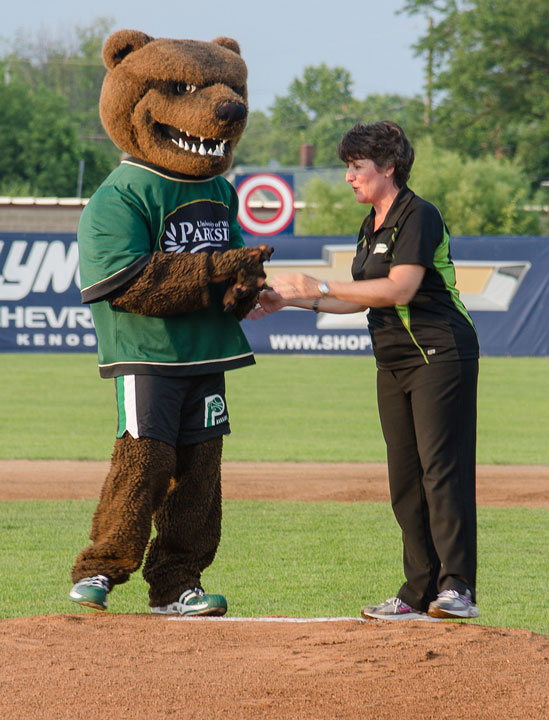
[377,359,478,612]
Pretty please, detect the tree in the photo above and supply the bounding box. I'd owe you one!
[402,0,549,186]
[0,19,121,196]
[267,64,354,165]
[354,94,428,144]
[1,17,113,140]
[0,74,114,197]
[265,64,428,167]
[233,111,273,166]
[307,112,358,166]
[282,64,354,119]
[297,138,540,236]
[296,175,370,235]
[410,138,541,234]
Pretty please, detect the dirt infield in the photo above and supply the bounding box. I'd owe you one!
[1,459,548,506]
[1,461,548,719]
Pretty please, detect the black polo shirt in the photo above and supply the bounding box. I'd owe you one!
[351,185,479,369]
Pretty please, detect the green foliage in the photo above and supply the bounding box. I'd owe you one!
[296,138,541,236]
[0,19,119,196]
[2,18,113,140]
[268,63,354,164]
[237,89,428,169]
[1,9,547,197]
[354,93,428,144]
[410,137,541,234]
[264,64,427,167]
[233,110,276,167]
[402,0,549,187]
[284,63,354,118]
[268,92,311,165]
[0,79,89,196]
[295,175,368,235]
[0,354,548,465]
[306,112,359,166]
[0,498,547,633]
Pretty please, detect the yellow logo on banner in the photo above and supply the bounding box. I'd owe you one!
[266,245,530,315]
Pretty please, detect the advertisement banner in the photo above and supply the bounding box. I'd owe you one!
[0,232,547,355]
[240,234,549,357]
[0,233,95,353]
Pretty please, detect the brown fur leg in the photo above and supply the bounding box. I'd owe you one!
[71,435,176,585]
[143,436,223,606]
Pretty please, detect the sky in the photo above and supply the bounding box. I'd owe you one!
[1,0,428,113]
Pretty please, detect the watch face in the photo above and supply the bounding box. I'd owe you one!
[318,281,330,295]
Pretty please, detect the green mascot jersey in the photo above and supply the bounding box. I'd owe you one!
[77,158,255,378]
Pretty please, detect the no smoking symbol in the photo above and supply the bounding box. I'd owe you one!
[236,174,295,236]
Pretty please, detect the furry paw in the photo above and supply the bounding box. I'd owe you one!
[209,245,274,311]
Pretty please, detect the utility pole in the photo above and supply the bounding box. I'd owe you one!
[424,17,433,127]
[76,159,85,199]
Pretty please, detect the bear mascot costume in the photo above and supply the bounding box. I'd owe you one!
[69,29,272,616]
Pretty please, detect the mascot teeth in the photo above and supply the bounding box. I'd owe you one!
[171,135,226,156]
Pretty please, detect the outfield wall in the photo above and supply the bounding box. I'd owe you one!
[0,233,547,356]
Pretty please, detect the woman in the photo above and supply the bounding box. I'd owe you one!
[256,121,480,621]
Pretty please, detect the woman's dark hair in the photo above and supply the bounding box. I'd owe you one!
[337,120,415,188]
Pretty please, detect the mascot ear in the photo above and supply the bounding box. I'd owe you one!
[212,36,241,55]
[103,30,154,69]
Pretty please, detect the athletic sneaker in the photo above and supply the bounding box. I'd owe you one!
[361,596,437,621]
[428,589,479,619]
[151,587,227,617]
[69,575,110,611]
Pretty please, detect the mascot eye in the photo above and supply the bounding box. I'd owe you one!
[232,86,245,98]
[175,83,197,95]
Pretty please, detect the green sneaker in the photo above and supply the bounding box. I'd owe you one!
[69,575,110,611]
[151,587,227,616]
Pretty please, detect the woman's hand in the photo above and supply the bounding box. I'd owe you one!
[273,274,319,299]
[274,265,426,308]
[246,288,287,319]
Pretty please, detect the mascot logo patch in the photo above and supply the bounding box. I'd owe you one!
[160,200,230,254]
[204,394,228,427]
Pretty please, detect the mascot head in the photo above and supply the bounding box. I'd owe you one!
[99,29,248,177]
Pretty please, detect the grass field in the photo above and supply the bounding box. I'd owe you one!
[0,354,548,463]
[1,499,547,633]
[0,354,547,631]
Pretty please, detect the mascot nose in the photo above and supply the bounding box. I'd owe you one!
[216,102,247,123]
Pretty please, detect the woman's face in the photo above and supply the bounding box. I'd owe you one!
[345,157,393,205]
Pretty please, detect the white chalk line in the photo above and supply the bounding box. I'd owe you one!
[166,616,365,623]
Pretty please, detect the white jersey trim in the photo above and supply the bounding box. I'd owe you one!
[99,352,253,370]
[121,160,216,183]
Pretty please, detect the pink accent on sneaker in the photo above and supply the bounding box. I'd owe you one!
[397,602,413,613]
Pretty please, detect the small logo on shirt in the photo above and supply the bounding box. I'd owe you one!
[373,243,388,254]
[160,200,230,255]
[427,348,436,355]
[204,394,228,427]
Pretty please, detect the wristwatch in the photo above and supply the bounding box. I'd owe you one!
[317,280,330,296]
